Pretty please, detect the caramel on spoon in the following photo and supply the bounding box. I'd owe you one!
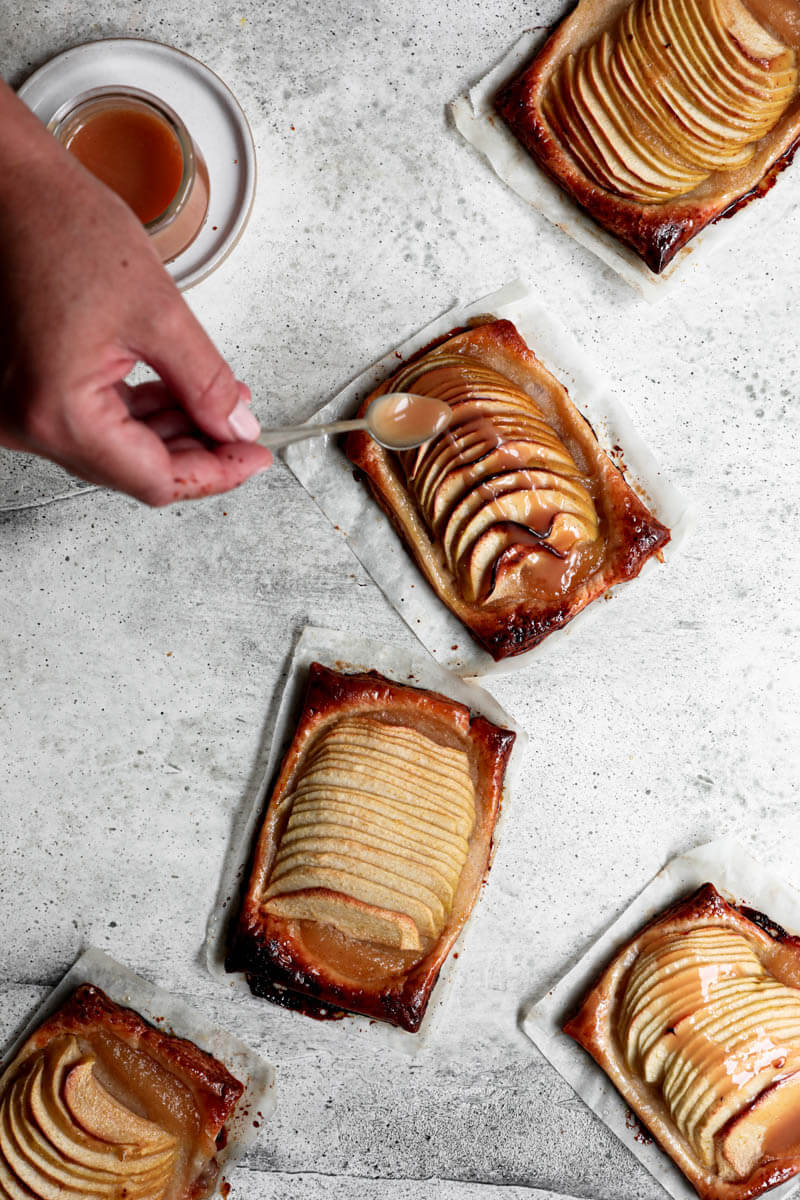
[256,393,452,452]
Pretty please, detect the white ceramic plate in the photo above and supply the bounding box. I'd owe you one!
[18,38,257,290]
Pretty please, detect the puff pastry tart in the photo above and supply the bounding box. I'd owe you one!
[227,662,515,1032]
[0,984,244,1200]
[496,0,800,272]
[344,318,669,661]
[564,884,800,1200]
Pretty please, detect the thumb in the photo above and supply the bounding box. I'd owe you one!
[133,288,261,443]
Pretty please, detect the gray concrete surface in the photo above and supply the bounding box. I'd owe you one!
[1,2,799,1198]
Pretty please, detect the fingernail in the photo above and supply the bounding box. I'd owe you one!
[228,399,261,441]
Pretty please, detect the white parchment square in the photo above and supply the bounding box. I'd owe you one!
[205,624,526,1056]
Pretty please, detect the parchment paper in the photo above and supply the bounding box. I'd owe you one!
[450,32,800,302]
[521,838,800,1200]
[0,946,276,1197]
[205,624,526,1055]
[284,279,693,678]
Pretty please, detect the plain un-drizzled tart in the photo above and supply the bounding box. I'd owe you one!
[496,0,800,272]
[343,318,669,661]
[565,883,800,1200]
[227,661,515,1032]
[0,984,244,1200]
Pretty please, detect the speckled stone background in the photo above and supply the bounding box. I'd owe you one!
[1,2,799,1198]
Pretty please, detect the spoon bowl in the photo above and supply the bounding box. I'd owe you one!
[255,393,452,453]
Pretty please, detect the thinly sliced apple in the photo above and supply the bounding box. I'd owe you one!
[586,36,705,183]
[441,470,550,567]
[63,1062,173,1153]
[289,790,470,855]
[265,863,440,939]
[292,782,471,840]
[661,0,791,110]
[692,1046,800,1168]
[300,757,474,832]
[0,1148,40,1200]
[635,8,771,150]
[283,818,462,886]
[561,52,676,200]
[9,1070,169,1200]
[720,1071,800,1177]
[431,438,578,527]
[458,523,547,603]
[319,729,472,791]
[626,5,755,153]
[576,38,701,194]
[276,832,456,905]
[415,408,563,499]
[303,725,474,813]
[687,0,796,91]
[449,487,566,574]
[545,54,635,194]
[304,740,475,811]
[264,888,421,950]
[294,768,474,836]
[333,717,467,766]
[713,0,794,66]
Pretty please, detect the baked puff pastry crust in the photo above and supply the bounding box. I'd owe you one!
[344,318,669,661]
[227,662,515,1032]
[564,884,800,1200]
[496,0,800,272]
[0,984,244,1200]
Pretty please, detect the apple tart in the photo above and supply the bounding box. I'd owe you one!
[496,0,800,272]
[0,984,244,1200]
[227,662,515,1031]
[565,883,800,1200]
[344,318,669,661]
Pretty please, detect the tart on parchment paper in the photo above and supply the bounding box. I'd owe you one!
[344,318,669,661]
[565,883,800,1200]
[496,0,800,273]
[0,983,244,1200]
[227,661,515,1033]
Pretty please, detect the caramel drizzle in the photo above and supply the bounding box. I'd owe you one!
[389,352,599,604]
[620,927,800,1174]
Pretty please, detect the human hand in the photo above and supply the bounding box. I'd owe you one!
[0,80,272,505]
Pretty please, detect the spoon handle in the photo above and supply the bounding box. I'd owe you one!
[256,417,368,451]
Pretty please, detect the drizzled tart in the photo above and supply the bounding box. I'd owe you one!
[0,984,244,1200]
[227,662,515,1032]
[565,884,800,1200]
[496,0,800,272]
[344,318,669,661]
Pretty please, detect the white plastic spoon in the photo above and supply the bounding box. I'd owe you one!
[256,392,452,452]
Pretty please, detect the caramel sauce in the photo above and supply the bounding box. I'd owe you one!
[747,0,800,48]
[297,919,425,985]
[64,106,185,224]
[77,1031,211,1200]
[369,392,452,447]
[390,357,600,605]
[761,1076,800,1157]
